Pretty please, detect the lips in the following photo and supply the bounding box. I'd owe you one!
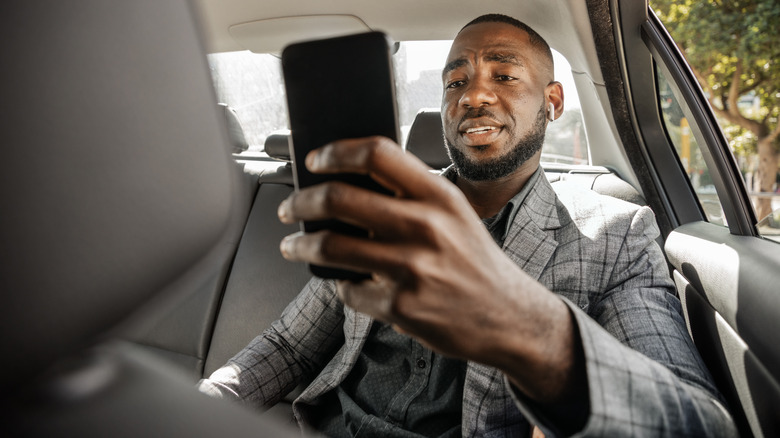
[464,126,499,134]
[459,117,502,133]
[458,118,503,146]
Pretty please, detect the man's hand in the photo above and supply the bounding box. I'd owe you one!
[277,136,583,405]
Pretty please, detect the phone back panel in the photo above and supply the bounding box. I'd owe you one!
[282,31,400,279]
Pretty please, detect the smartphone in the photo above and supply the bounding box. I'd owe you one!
[282,31,400,280]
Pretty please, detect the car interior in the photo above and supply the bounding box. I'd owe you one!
[2,0,778,437]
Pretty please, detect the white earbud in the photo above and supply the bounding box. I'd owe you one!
[548,102,555,122]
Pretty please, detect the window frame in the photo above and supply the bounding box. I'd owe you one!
[615,0,757,236]
[641,10,756,236]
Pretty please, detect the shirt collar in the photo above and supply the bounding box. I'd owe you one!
[442,165,543,245]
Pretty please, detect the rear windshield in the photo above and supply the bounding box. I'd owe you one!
[207,41,588,164]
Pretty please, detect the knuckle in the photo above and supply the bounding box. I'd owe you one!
[408,209,446,247]
[321,183,348,214]
[439,183,466,211]
[363,137,383,166]
[404,250,435,282]
[315,231,340,262]
[364,136,394,165]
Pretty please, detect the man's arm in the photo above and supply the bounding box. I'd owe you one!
[198,277,345,409]
[278,136,736,436]
[277,137,592,402]
[508,204,734,436]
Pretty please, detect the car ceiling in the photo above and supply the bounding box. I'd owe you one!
[192,0,605,85]
[193,0,646,194]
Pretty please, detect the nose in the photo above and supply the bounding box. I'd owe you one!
[459,75,497,108]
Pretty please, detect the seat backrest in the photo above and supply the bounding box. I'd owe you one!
[219,103,250,153]
[1,1,298,436]
[114,103,258,380]
[0,0,236,392]
[405,108,452,169]
[203,133,309,375]
[406,109,646,205]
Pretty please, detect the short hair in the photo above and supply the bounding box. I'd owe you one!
[460,14,553,68]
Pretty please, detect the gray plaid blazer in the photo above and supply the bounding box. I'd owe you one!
[200,174,736,437]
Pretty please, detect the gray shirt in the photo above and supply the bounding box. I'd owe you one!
[311,323,465,437]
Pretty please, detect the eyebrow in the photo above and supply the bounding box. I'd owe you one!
[442,52,525,76]
[484,52,525,68]
[442,58,467,76]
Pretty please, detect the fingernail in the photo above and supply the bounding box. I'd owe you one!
[278,198,290,222]
[280,235,292,257]
[306,148,320,171]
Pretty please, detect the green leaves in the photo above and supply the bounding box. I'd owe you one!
[652,0,779,153]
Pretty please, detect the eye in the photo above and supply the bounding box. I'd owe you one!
[446,80,466,89]
[495,74,516,81]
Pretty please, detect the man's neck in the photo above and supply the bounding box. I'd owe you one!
[456,162,540,219]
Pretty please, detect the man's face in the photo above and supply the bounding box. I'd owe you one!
[441,22,552,181]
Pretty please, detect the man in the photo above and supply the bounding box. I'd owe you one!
[200,14,735,437]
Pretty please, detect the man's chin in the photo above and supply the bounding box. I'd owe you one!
[447,148,517,182]
[445,138,544,182]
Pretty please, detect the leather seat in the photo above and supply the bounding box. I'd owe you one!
[405,108,452,169]
[0,2,297,436]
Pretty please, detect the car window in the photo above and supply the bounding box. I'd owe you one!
[656,68,728,226]
[207,52,285,152]
[207,41,588,164]
[652,1,780,241]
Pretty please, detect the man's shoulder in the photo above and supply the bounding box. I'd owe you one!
[550,179,644,217]
[546,179,651,238]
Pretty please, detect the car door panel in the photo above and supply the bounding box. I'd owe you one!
[666,222,780,438]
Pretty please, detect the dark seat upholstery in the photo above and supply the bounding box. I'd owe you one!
[1,1,297,435]
[203,133,307,376]
[405,108,451,169]
[405,108,646,205]
[203,132,311,424]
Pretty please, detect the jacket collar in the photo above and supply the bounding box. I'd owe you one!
[345,171,563,330]
[501,173,561,282]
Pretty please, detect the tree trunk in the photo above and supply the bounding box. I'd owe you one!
[756,136,778,222]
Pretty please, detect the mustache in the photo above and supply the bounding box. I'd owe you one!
[459,107,500,127]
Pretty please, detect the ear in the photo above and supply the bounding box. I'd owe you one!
[545,81,564,122]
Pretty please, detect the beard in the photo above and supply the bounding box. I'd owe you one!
[445,103,547,182]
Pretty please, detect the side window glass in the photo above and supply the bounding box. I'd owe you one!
[652,1,780,241]
[656,69,728,226]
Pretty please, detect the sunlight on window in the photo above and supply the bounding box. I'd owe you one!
[208,42,588,164]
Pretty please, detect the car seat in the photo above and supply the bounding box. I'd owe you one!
[0,1,298,436]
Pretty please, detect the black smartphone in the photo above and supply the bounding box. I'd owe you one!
[282,31,400,280]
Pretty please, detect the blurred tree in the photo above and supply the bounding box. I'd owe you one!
[652,0,780,220]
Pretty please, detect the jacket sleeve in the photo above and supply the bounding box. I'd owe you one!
[510,206,736,437]
[197,277,345,410]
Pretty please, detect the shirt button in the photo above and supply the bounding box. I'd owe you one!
[416,358,426,369]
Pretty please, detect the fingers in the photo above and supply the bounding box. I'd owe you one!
[278,181,440,240]
[306,136,455,201]
[280,230,410,276]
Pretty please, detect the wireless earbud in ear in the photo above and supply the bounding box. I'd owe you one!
[548,102,555,122]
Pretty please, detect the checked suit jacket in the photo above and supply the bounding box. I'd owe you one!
[200,173,736,437]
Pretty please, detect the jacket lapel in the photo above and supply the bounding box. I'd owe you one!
[501,174,561,281]
[462,174,564,434]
